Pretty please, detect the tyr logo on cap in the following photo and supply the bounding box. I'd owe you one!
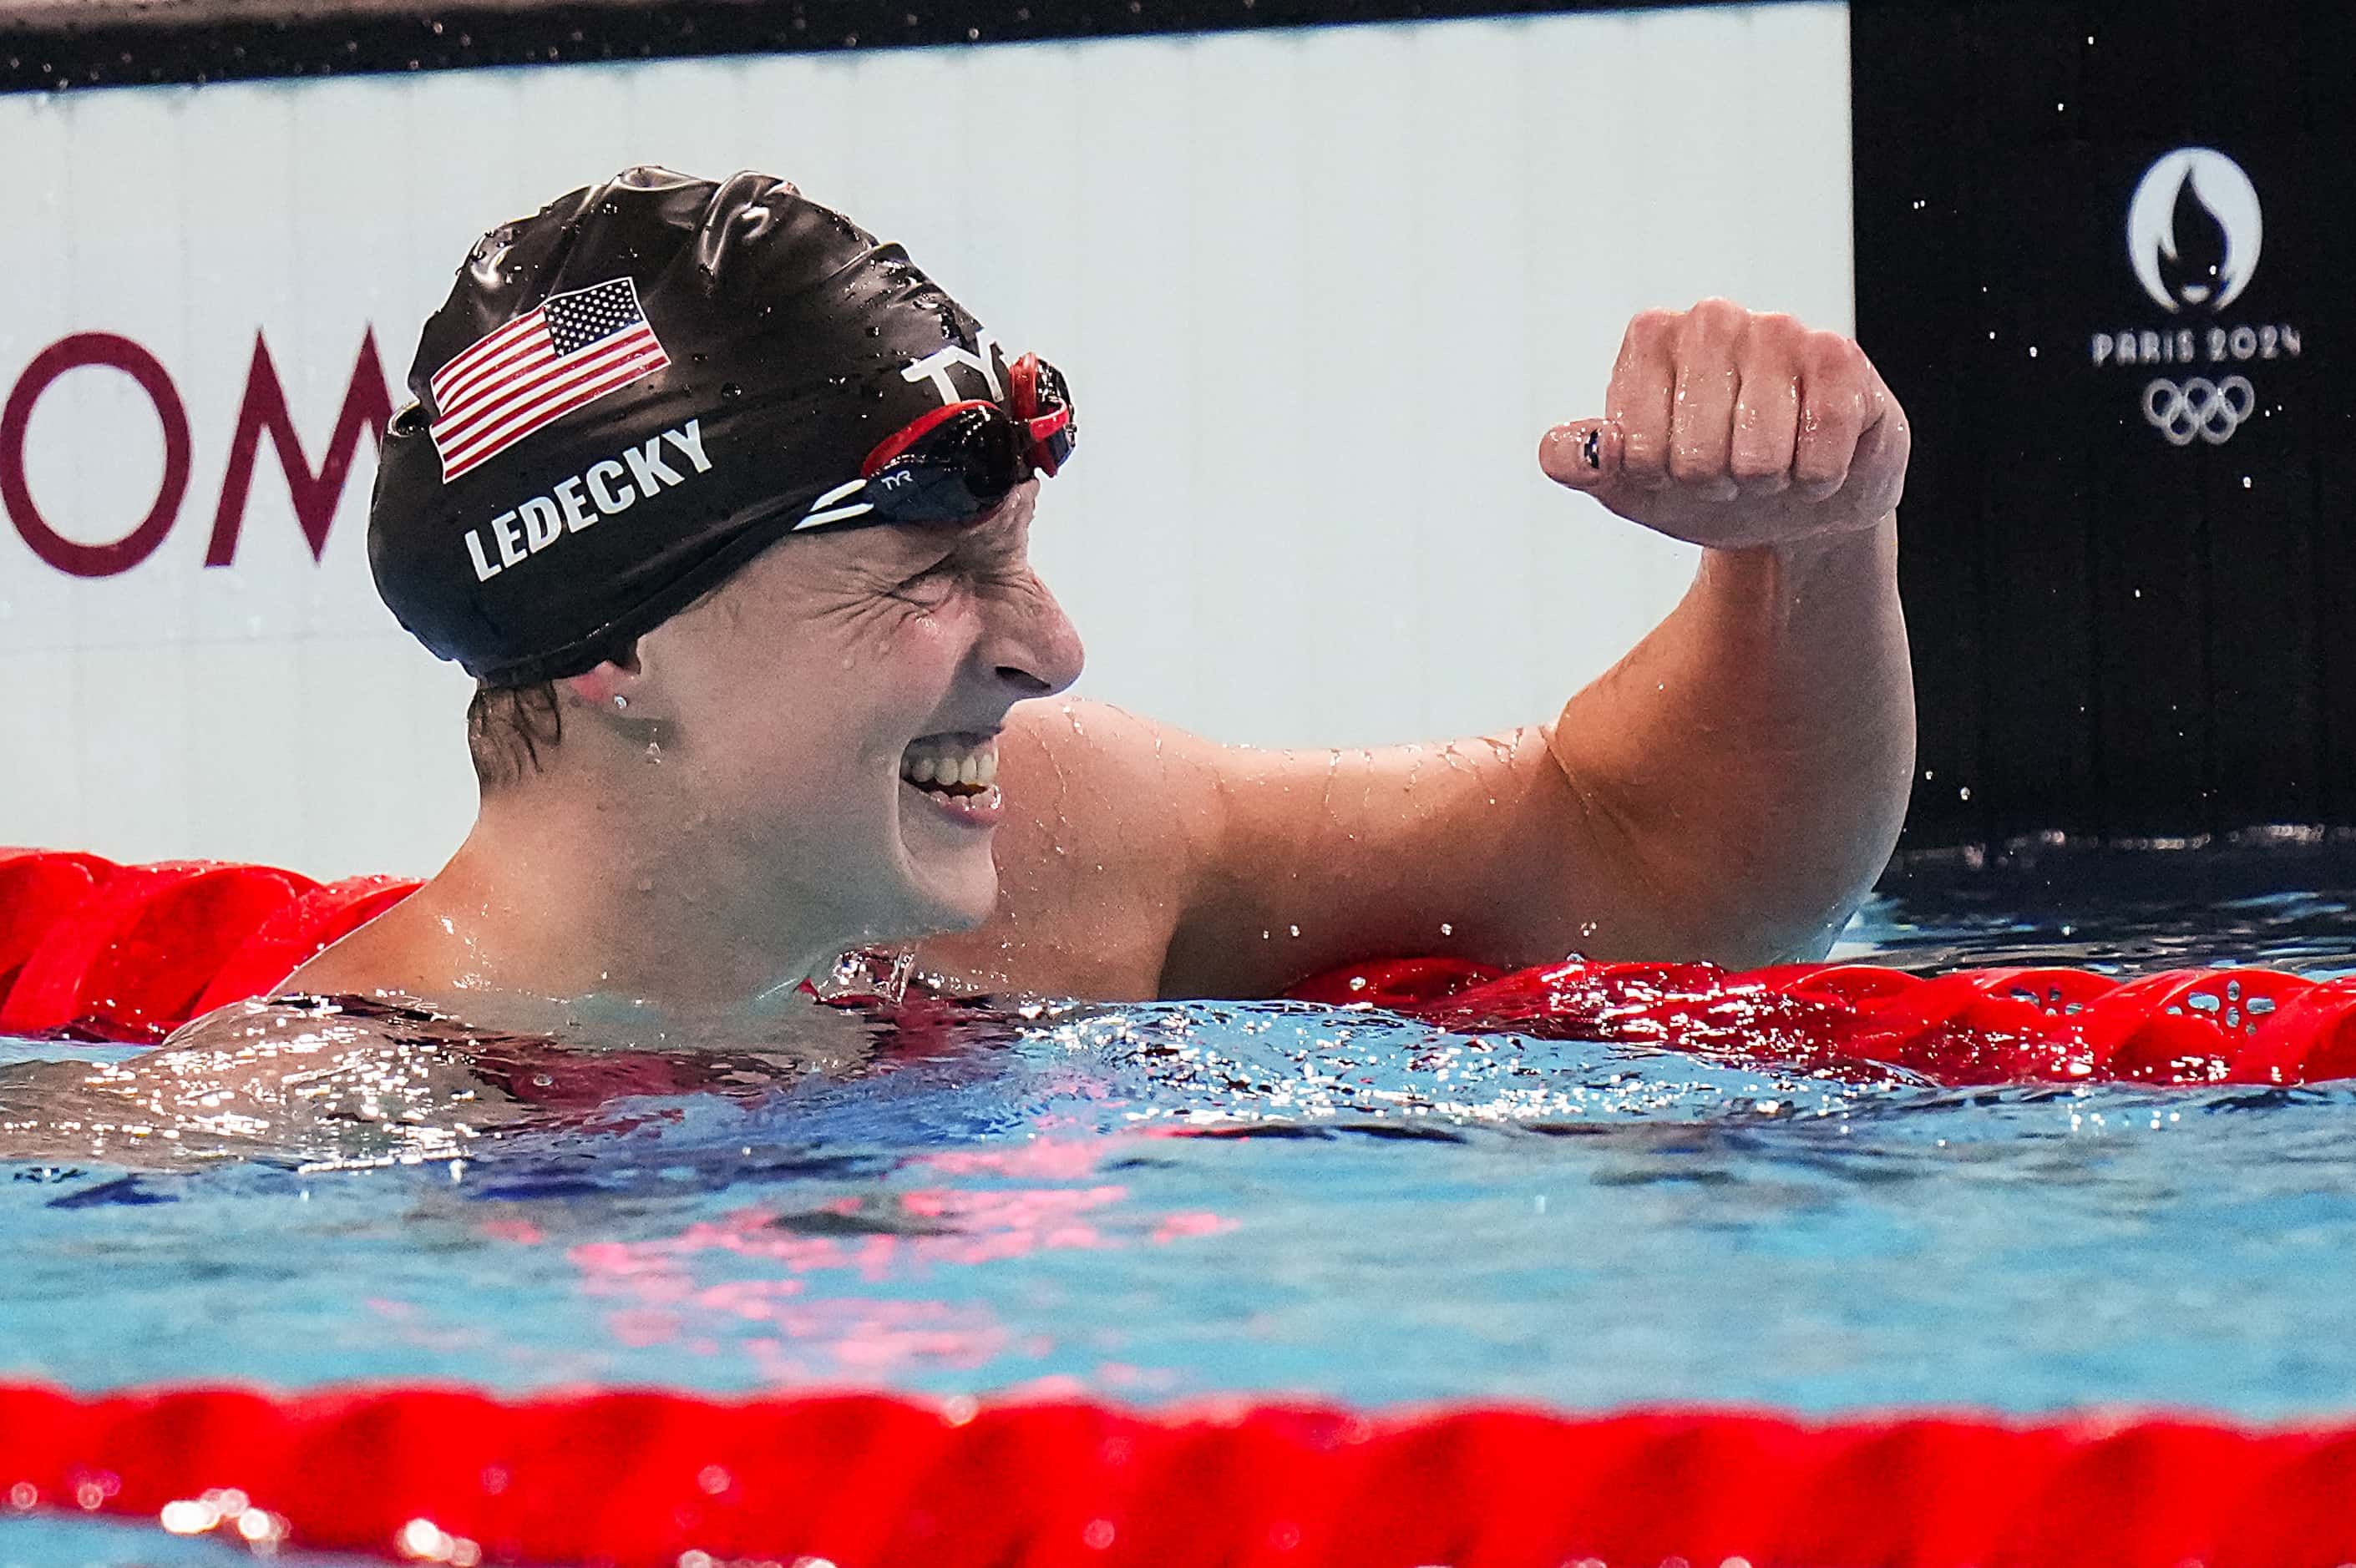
[430,278,671,481]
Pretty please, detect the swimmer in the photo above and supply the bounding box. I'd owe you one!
[175,164,1913,1053]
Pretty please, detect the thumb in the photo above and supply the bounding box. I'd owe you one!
[1538,419,1622,493]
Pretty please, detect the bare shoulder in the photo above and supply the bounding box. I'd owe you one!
[161,992,431,1054]
[915,699,1229,1000]
[0,995,513,1169]
[154,994,505,1121]
[999,698,1229,829]
[278,890,458,1002]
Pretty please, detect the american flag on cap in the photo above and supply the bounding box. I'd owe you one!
[429,277,670,481]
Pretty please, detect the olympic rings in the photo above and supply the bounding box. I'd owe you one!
[2142,374,2256,446]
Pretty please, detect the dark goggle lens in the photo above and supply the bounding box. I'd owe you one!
[861,402,1026,524]
[825,356,1078,531]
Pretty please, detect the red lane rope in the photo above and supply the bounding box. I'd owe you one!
[0,860,315,1039]
[1287,953,2356,1087]
[189,875,423,1019]
[4,849,2354,1085]
[0,851,418,1043]
[8,859,2356,1564]
[4,1384,2355,1568]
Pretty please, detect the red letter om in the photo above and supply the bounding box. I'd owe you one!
[0,333,193,579]
[205,329,394,566]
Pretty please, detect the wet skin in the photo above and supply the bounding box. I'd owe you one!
[207,299,1912,1040]
[925,300,1914,999]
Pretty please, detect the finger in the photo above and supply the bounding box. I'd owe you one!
[1730,313,1802,495]
[1607,310,1676,490]
[1856,363,1896,445]
[1792,335,1867,498]
[1668,299,1742,500]
[1846,368,1908,515]
[1538,419,1624,492]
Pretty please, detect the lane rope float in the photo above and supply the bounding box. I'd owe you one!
[1286,954,2356,1087]
[3,849,2348,1086]
[7,855,2356,1565]
[5,1383,2356,1568]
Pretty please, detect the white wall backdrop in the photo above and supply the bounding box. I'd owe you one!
[0,2,1852,878]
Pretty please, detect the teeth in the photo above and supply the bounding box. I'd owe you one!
[900,737,999,792]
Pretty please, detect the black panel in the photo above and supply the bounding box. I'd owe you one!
[1975,142,2105,839]
[2311,0,2356,825]
[1852,1,1981,844]
[1855,0,2347,849]
[2200,138,2319,832]
[1,0,1756,94]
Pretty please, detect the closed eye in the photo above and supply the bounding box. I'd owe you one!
[881,554,960,607]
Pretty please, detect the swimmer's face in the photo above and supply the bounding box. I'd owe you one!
[632,481,1083,944]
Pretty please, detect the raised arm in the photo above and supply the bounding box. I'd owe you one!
[920,301,1913,1001]
[1522,299,1913,966]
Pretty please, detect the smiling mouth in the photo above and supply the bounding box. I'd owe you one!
[899,733,999,799]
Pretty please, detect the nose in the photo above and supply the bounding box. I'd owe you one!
[978,574,1085,700]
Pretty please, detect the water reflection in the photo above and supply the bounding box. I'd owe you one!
[3,873,2356,1415]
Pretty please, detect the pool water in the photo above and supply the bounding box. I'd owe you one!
[4,856,2356,1563]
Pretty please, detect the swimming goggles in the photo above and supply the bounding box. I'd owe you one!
[794,353,1076,532]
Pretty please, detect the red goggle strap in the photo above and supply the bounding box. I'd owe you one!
[860,399,997,478]
[1008,352,1068,477]
[1024,404,1072,448]
[1009,352,1041,419]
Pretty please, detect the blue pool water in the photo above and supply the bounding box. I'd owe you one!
[4,857,2356,1561]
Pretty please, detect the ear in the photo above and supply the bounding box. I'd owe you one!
[556,644,648,713]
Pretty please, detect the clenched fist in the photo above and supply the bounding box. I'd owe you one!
[1538,299,1909,550]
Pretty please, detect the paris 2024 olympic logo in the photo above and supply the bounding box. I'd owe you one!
[2090,147,2300,448]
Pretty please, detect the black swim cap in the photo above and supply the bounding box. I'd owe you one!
[370,166,1029,686]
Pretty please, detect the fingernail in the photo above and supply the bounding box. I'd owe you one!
[1583,429,1600,470]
